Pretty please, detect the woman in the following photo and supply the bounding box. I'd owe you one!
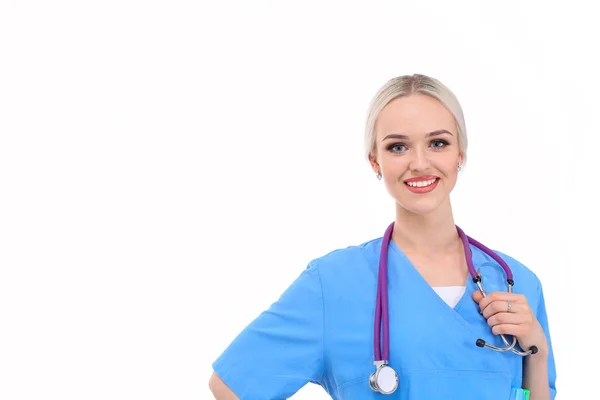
[208,74,557,399]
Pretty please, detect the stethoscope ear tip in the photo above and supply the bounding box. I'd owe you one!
[476,338,486,348]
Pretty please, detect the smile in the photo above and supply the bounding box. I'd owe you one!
[403,177,440,194]
[405,178,437,188]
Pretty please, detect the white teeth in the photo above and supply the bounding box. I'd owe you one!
[407,179,436,187]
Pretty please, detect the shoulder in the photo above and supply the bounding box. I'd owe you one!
[270,236,382,306]
[305,236,383,286]
[309,236,381,269]
[492,250,542,288]
[476,247,545,308]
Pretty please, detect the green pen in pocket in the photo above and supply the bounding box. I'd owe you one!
[510,388,530,399]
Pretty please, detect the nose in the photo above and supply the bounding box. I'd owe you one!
[408,145,432,172]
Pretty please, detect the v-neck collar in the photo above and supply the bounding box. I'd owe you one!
[387,238,478,313]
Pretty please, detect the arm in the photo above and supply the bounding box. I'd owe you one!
[209,372,240,400]
[523,282,557,400]
[523,350,551,400]
[473,280,557,399]
[209,262,325,399]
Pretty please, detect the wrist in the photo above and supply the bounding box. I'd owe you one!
[526,326,549,359]
[527,347,549,361]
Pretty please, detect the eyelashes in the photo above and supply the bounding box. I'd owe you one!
[431,139,450,149]
[387,143,407,152]
[386,139,450,153]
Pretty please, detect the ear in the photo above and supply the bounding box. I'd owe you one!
[368,152,380,174]
[458,152,464,168]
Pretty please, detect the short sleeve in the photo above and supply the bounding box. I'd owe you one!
[212,261,325,399]
[535,281,558,399]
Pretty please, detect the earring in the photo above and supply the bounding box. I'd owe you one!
[458,164,462,172]
[376,172,382,180]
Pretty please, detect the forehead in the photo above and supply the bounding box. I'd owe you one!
[375,94,456,137]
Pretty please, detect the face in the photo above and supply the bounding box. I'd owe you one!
[369,94,463,216]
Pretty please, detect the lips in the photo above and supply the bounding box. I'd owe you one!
[403,176,440,193]
[405,178,437,188]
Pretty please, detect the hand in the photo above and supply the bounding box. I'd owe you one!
[472,290,549,355]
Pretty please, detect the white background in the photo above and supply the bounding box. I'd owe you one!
[0,1,597,399]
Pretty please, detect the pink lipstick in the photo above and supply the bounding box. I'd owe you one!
[404,176,439,194]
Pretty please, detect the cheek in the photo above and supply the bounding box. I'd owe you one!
[437,154,461,176]
[380,153,408,170]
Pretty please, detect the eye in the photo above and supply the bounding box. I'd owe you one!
[387,143,407,153]
[431,139,449,149]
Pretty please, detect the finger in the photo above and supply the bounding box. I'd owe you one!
[491,323,527,337]
[472,290,484,304]
[486,312,529,327]
[478,292,517,310]
[471,269,484,305]
[477,291,525,311]
[481,300,520,319]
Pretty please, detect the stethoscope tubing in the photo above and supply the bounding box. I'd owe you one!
[374,222,536,363]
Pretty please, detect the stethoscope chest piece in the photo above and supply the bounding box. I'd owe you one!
[369,361,399,395]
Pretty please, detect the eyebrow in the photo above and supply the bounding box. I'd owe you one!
[382,129,453,141]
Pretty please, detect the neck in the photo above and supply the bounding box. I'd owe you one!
[392,200,461,256]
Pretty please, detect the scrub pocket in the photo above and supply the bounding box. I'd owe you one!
[510,388,530,400]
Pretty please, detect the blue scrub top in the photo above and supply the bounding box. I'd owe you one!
[212,236,557,399]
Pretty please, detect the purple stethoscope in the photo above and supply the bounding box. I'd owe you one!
[369,222,539,395]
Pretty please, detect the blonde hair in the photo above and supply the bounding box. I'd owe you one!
[364,74,468,166]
